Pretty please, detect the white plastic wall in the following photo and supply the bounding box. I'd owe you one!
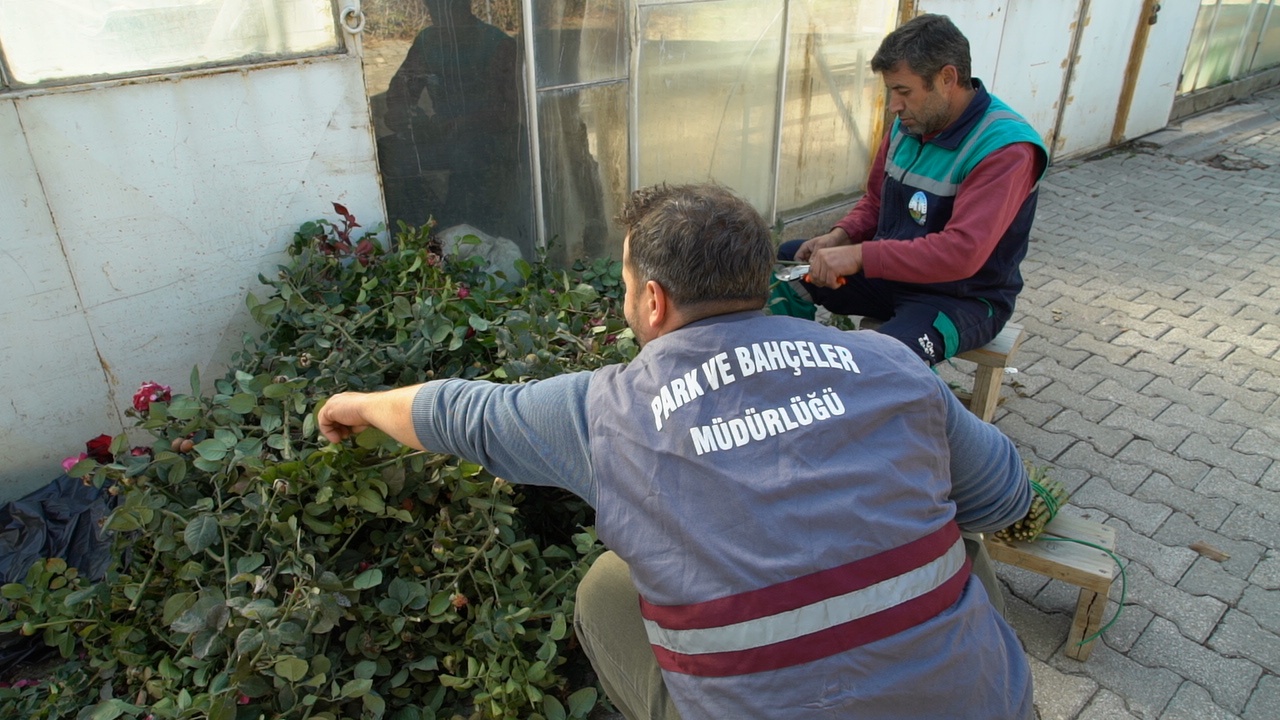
[919,0,1202,160]
[0,57,383,503]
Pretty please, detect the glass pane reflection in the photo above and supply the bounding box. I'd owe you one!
[369,0,534,256]
[0,0,338,85]
[538,82,629,265]
[776,0,894,216]
[533,0,627,88]
[635,1,783,215]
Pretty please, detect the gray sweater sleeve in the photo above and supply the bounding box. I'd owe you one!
[409,372,598,506]
[937,374,1033,533]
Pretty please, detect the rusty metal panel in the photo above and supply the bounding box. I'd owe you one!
[1122,0,1204,140]
[1055,1,1145,158]
[0,57,383,500]
[987,0,1084,147]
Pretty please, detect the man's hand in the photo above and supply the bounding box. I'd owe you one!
[807,244,863,289]
[317,393,373,444]
[315,385,429,450]
[795,228,851,261]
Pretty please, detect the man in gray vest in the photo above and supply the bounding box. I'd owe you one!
[318,183,1034,719]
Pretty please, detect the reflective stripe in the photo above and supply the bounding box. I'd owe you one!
[640,523,971,677]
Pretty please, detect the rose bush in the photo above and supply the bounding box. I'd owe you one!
[1,206,635,719]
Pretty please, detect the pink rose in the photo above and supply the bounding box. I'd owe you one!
[132,382,172,413]
[457,286,470,299]
[62,453,88,472]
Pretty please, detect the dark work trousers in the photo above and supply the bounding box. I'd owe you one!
[777,239,1005,365]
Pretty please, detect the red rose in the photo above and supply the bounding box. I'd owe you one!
[132,382,172,413]
[85,434,114,463]
[457,286,470,299]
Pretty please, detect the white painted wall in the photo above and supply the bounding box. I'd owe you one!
[915,0,1201,160]
[0,56,383,503]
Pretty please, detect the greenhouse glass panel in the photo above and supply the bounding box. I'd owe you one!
[635,1,784,215]
[1249,1,1280,71]
[368,0,535,256]
[1180,0,1221,94]
[538,82,629,265]
[1195,0,1256,90]
[776,0,894,216]
[0,0,339,85]
[533,0,627,88]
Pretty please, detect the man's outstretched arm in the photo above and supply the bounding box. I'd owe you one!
[318,385,427,450]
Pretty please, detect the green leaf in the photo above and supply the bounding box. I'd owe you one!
[162,592,197,625]
[259,297,286,318]
[227,393,257,414]
[542,695,566,720]
[355,427,392,450]
[468,315,491,331]
[82,698,142,720]
[355,487,386,514]
[64,585,97,607]
[275,655,309,682]
[341,678,373,698]
[236,553,266,574]
[567,688,598,718]
[263,382,291,399]
[428,591,451,617]
[353,568,383,590]
[549,613,567,641]
[184,514,220,555]
[168,395,202,420]
[105,511,141,533]
[1,583,26,599]
[193,439,228,461]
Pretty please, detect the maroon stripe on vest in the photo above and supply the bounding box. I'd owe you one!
[639,522,961,630]
[649,555,972,677]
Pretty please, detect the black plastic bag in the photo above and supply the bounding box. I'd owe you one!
[0,473,116,674]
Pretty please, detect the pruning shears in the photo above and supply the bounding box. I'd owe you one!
[773,264,847,286]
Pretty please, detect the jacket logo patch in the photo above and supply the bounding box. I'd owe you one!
[909,191,928,226]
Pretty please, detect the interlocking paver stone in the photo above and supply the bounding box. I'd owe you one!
[1208,610,1280,674]
[1029,657,1097,720]
[1113,548,1223,640]
[1075,689,1139,720]
[1239,585,1280,636]
[1242,674,1280,720]
[1132,473,1234,529]
[1162,683,1250,720]
[1047,642,1181,720]
[1070,477,1170,535]
[1128,617,1261,713]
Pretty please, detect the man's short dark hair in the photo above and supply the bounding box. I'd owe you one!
[619,183,772,311]
[871,14,972,88]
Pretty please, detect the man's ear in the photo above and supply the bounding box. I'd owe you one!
[938,64,958,90]
[645,279,669,330]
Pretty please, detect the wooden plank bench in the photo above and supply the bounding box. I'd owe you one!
[983,514,1119,661]
[856,319,1026,422]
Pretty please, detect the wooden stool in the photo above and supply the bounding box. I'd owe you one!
[955,322,1025,422]
[983,514,1119,661]
[856,319,1026,421]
